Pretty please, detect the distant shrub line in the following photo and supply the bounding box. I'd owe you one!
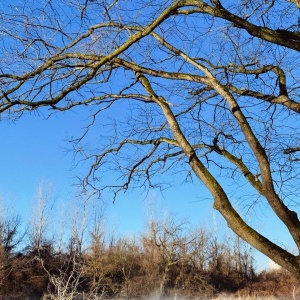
[0,215,298,299]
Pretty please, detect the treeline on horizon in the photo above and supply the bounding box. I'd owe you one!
[0,187,298,299]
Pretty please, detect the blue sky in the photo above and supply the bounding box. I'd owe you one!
[0,107,212,230]
[0,108,209,214]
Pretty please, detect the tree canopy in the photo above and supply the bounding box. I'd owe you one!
[1,0,300,277]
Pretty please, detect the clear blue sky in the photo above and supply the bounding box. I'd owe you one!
[0,107,296,270]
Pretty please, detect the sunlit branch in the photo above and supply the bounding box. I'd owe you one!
[284,146,300,154]
[177,1,300,51]
[228,85,300,113]
[135,61,300,272]
[220,148,263,194]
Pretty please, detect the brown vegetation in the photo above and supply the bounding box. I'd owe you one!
[0,207,298,300]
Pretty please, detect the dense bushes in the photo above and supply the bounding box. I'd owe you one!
[0,213,282,299]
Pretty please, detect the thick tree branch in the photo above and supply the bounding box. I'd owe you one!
[181,1,300,51]
[135,68,300,275]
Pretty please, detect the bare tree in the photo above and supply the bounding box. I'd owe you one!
[28,183,55,256]
[83,201,109,295]
[38,254,84,300]
[1,0,300,276]
[142,217,188,297]
[0,214,24,254]
[0,213,24,292]
[187,227,210,273]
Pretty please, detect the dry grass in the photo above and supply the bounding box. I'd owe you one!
[212,296,280,300]
[145,293,287,300]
